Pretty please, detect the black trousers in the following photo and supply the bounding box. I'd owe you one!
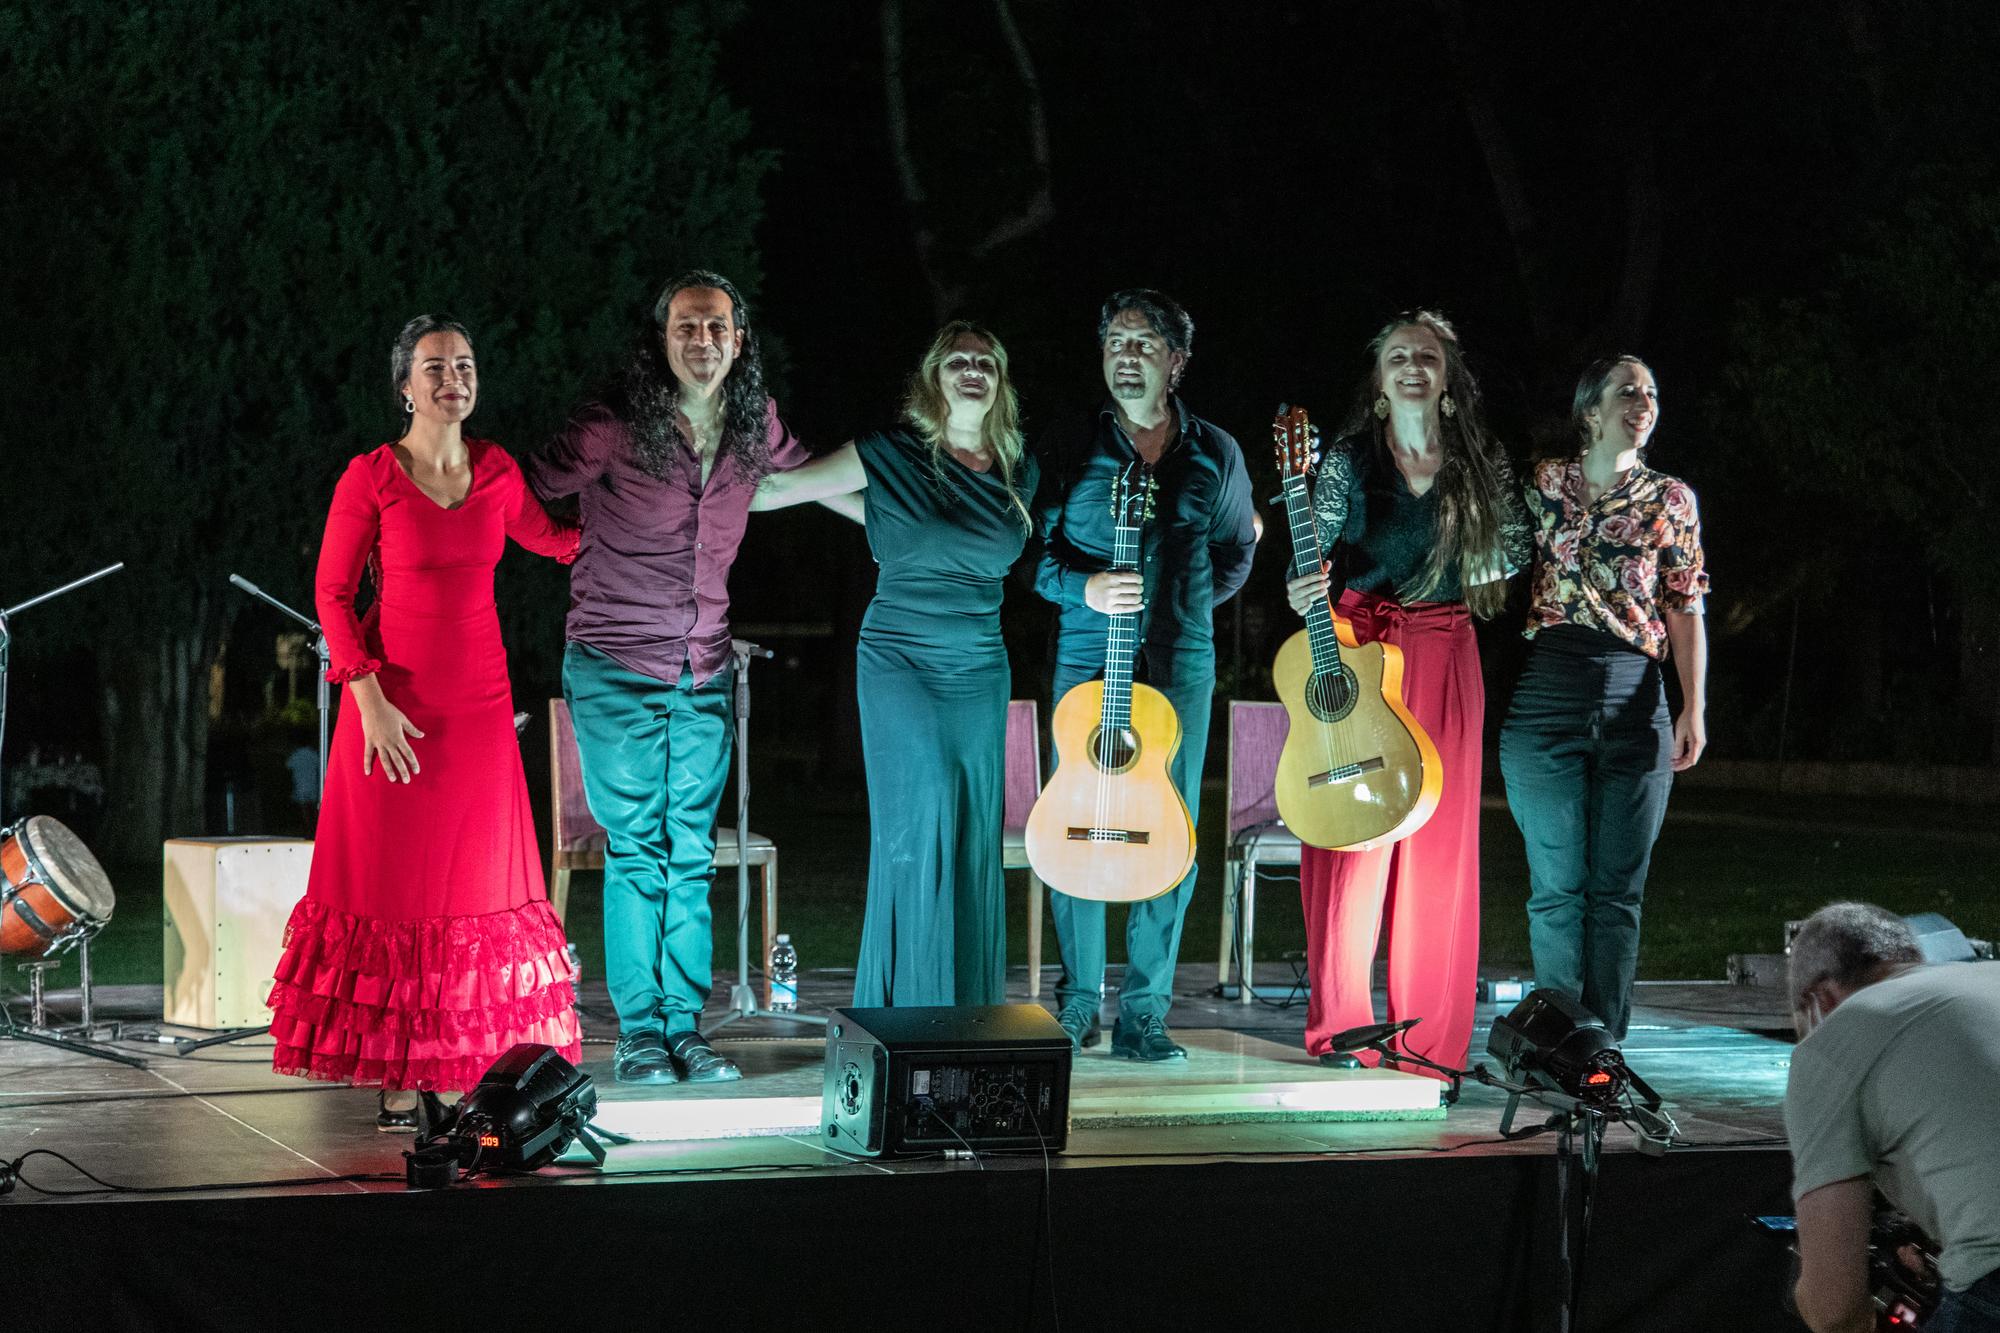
[1498,627,1673,1041]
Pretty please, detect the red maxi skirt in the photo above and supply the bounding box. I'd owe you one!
[1298,588,1484,1074]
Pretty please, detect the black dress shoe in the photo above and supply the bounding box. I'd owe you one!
[1056,999,1103,1052]
[667,1029,742,1083]
[614,1030,679,1085]
[1110,1015,1187,1062]
[376,1090,420,1132]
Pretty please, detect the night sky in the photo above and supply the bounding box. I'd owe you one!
[5,0,1997,843]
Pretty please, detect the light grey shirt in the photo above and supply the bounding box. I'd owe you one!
[1785,962,2000,1291]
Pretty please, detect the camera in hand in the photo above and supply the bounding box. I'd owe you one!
[1750,1203,1940,1330]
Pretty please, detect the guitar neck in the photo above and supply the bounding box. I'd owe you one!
[1101,509,1144,735]
[1282,474,1344,676]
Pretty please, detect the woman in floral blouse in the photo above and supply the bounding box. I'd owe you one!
[1498,354,1709,1042]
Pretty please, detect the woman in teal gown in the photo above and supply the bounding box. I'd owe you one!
[753,321,1036,1005]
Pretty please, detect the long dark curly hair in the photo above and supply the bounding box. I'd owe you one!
[608,270,774,483]
[1337,309,1516,619]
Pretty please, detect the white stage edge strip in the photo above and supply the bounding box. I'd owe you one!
[586,1069,1441,1145]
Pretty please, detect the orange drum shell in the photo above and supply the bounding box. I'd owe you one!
[0,828,88,955]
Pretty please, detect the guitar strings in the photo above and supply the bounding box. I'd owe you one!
[1286,473,1348,778]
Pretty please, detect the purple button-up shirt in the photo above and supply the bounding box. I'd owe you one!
[528,397,807,686]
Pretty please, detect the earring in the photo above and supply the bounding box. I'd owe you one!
[1440,392,1457,419]
[404,398,415,414]
[1372,394,1389,420]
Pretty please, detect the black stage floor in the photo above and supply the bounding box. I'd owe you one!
[1,965,1804,1332]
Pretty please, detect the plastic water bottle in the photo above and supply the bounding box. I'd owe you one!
[769,933,799,1012]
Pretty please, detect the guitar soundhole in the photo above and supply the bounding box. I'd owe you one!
[1086,725,1140,775]
[1307,666,1359,724]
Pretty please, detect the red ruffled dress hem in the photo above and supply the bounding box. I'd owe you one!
[268,895,582,1092]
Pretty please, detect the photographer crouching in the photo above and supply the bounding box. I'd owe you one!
[1785,902,2000,1331]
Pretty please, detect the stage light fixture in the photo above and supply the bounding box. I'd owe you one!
[405,1044,605,1188]
[1486,989,1639,1107]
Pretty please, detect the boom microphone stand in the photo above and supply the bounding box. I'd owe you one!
[227,573,329,797]
[0,563,126,824]
[712,638,822,1032]
[163,574,328,1056]
[0,563,143,1067]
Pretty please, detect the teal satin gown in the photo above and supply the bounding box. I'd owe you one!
[851,427,1037,1006]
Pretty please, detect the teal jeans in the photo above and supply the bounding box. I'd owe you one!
[1049,651,1212,1024]
[563,642,733,1035]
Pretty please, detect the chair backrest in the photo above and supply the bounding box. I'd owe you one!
[1227,701,1288,840]
[1002,699,1042,832]
[549,698,606,850]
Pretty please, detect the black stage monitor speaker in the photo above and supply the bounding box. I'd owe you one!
[821,1004,1071,1158]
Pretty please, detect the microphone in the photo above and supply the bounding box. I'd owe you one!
[1326,1017,1420,1053]
[228,573,263,597]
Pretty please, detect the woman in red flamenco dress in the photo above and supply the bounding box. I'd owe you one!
[269,315,582,1127]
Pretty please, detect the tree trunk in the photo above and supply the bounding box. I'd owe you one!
[97,627,214,863]
[1435,0,1556,351]
[1607,132,1662,348]
[881,0,1053,323]
[1973,593,2000,766]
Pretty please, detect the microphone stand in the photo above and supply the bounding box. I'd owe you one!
[166,574,325,1055]
[227,574,329,799]
[1,564,126,824]
[1335,1025,1647,1333]
[0,563,143,1067]
[712,638,823,1032]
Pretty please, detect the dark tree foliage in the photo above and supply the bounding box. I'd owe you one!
[0,1,772,857]
[1719,176,2000,761]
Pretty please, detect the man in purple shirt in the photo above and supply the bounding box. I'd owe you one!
[530,270,807,1086]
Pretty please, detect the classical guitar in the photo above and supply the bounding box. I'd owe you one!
[1026,463,1196,903]
[1270,404,1441,850]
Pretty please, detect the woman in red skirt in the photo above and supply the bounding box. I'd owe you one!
[270,315,583,1128]
[1285,311,1528,1075]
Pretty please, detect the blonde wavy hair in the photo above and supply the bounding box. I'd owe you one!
[901,320,1031,531]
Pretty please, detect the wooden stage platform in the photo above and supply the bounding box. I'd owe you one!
[0,965,1804,1332]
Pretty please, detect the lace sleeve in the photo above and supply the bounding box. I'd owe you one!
[1494,453,1533,580]
[1309,437,1358,555]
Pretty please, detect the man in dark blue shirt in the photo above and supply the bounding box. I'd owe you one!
[1033,289,1258,1059]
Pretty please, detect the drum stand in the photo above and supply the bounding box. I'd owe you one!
[3,933,145,1068]
[712,639,823,1033]
[0,566,143,1067]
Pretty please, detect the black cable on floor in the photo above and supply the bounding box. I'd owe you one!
[0,1148,402,1197]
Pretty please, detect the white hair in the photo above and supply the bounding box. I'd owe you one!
[1788,902,1922,1007]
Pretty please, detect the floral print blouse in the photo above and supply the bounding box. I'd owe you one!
[1523,458,1708,660]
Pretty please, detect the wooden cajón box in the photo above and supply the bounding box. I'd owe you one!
[162,837,312,1029]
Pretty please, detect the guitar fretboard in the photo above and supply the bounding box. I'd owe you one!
[1100,478,1144,744]
[1283,474,1344,680]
